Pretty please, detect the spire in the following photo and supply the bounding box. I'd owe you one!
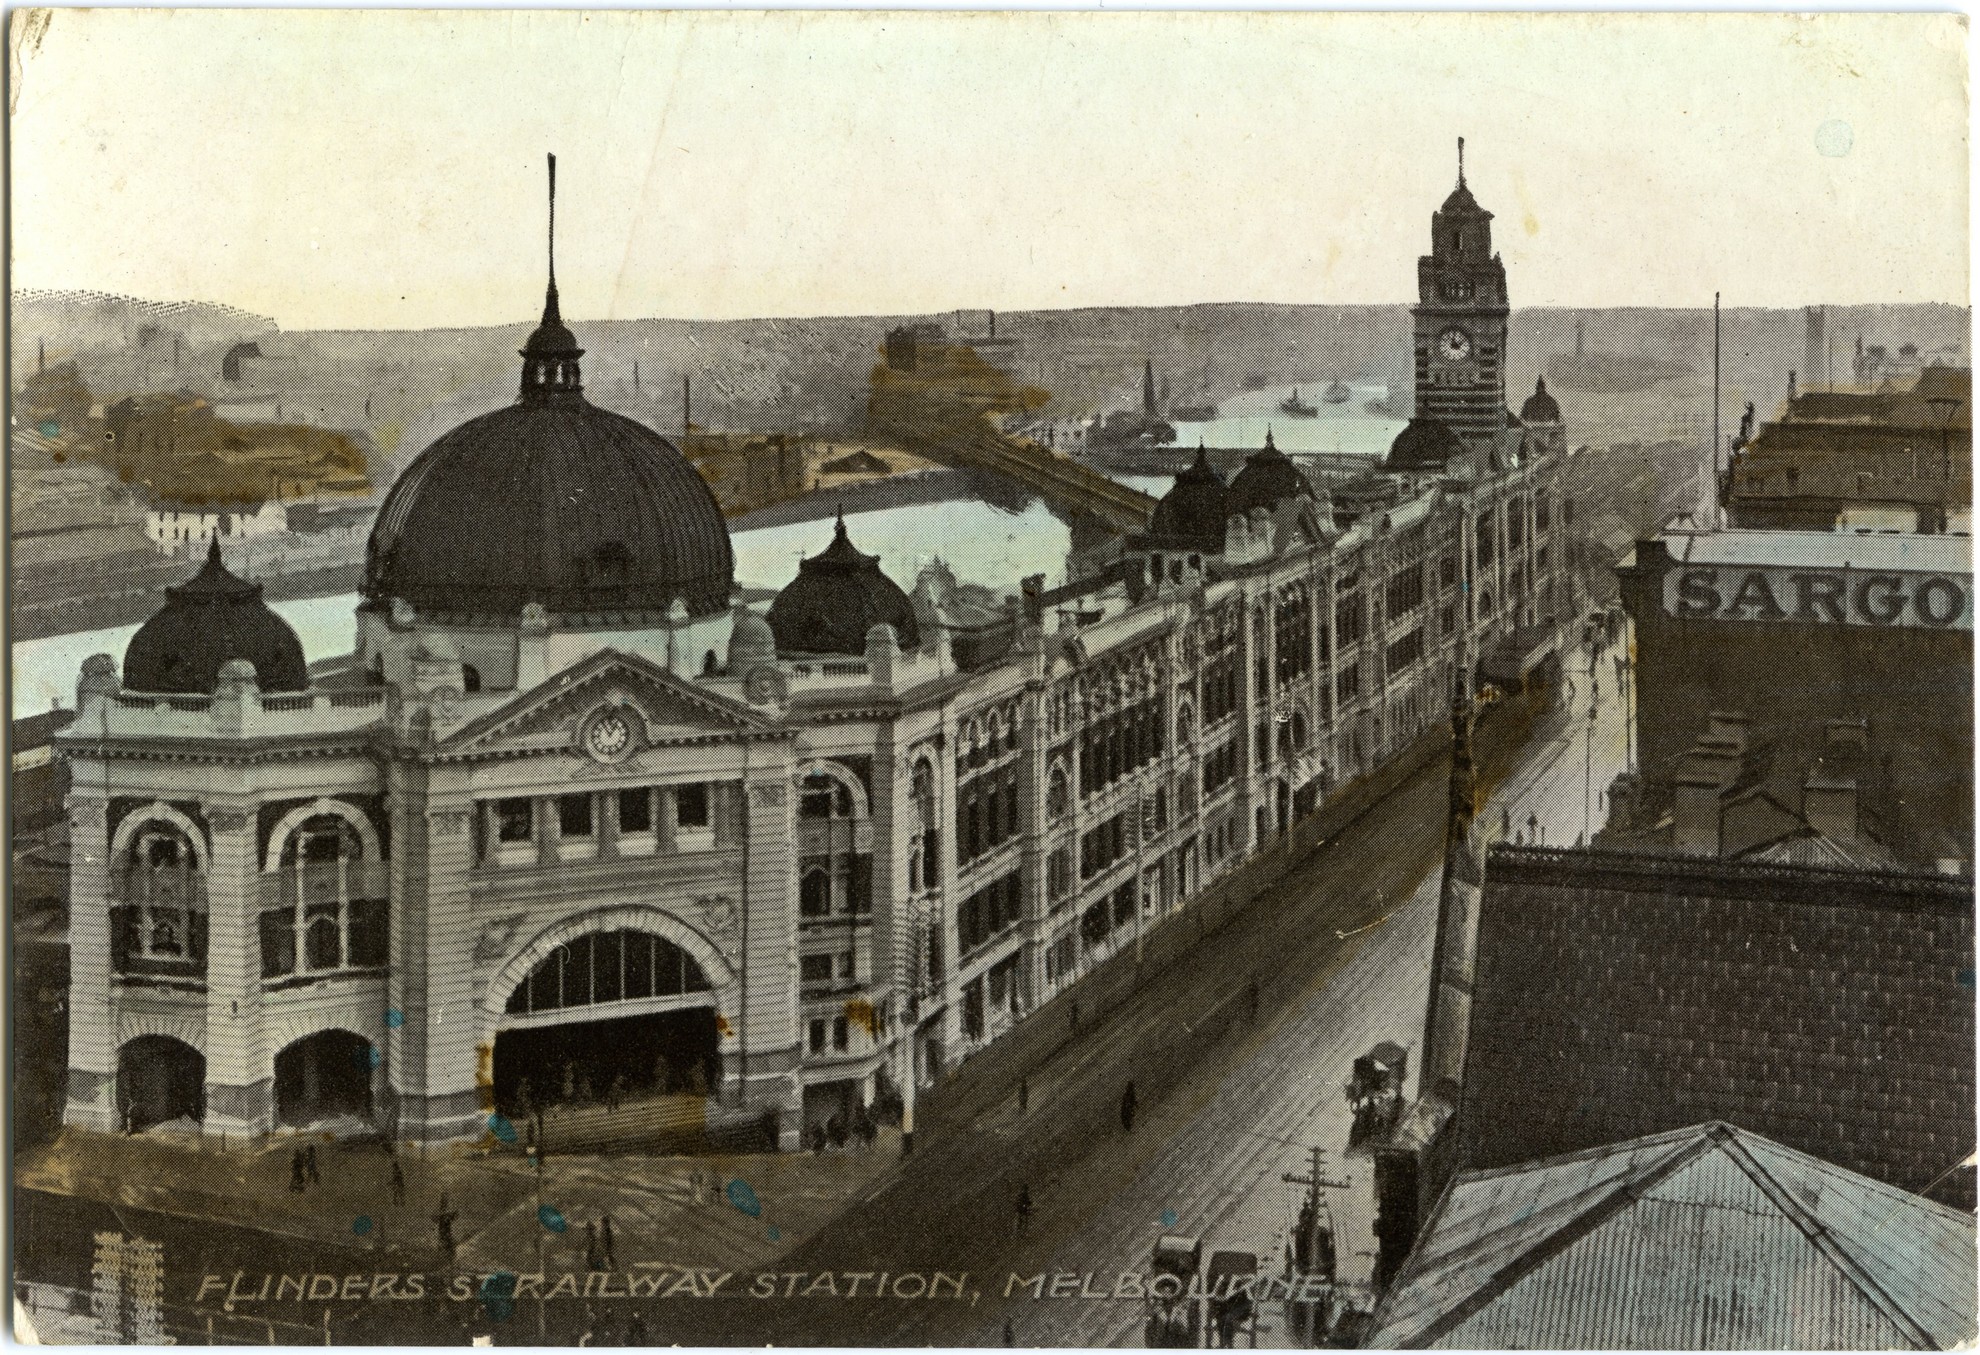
[1264,425,1277,452]
[1142,359,1158,415]
[518,152,584,399]
[545,151,560,325]
[1457,136,1466,186]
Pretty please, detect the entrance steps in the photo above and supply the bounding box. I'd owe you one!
[528,1093,773,1157]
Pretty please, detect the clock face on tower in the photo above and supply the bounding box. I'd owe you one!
[1438,327,1473,362]
[580,707,637,762]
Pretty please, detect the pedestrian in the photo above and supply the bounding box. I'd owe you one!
[515,1076,534,1123]
[627,1313,648,1345]
[1003,1317,1016,1347]
[433,1192,457,1263]
[809,1123,826,1156]
[390,1158,406,1207]
[1120,1080,1138,1134]
[1017,1076,1029,1113]
[1528,811,1540,845]
[1070,999,1080,1033]
[289,1149,307,1194]
[827,1112,848,1149]
[1013,1183,1033,1236]
[576,1069,594,1105]
[608,1074,626,1113]
[584,1221,602,1272]
[562,1062,577,1103]
[601,1215,616,1270]
[304,1143,320,1185]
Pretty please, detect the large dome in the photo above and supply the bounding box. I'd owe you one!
[767,515,919,657]
[1227,430,1314,516]
[1148,444,1231,549]
[1386,415,1466,472]
[124,540,308,694]
[364,173,734,625]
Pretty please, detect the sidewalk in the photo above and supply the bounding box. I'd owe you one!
[17,1121,904,1276]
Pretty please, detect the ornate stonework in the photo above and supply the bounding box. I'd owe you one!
[428,808,473,837]
[749,781,787,808]
[698,894,741,956]
[207,808,253,834]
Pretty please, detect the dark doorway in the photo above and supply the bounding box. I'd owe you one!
[117,1035,204,1131]
[273,1029,375,1127]
[493,1007,719,1117]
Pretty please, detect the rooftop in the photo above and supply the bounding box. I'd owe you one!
[1369,1121,1978,1350]
[1658,525,1972,574]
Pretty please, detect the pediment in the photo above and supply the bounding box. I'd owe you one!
[441,649,772,760]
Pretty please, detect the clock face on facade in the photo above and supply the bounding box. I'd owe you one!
[584,710,633,760]
[1441,278,1474,302]
[1438,327,1473,362]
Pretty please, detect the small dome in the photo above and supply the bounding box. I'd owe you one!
[767,516,920,657]
[1148,444,1231,549]
[726,604,777,671]
[1520,376,1562,425]
[1227,429,1314,516]
[1386,415,1466,472]
[124,540,307,694]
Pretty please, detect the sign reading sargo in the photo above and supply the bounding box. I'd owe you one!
[1664,565,1972,630]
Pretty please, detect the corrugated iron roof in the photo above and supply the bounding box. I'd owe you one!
[1368,1122,1977,1350]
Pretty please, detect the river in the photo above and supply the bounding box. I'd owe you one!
[12,497,1073,720]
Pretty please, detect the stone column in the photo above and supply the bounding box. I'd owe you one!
[202,803,271,1137]
[656,787,678,854]
[63,796,118,1131]
[536,796,559,866]
[738,755,803,1149]
[386,759,483,1146]
[598,789,619,861]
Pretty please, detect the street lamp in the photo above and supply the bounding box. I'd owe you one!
[1927,396,1962,490]
[1583,700,1598,846]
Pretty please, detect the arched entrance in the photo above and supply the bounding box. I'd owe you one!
[492,928,721,1117]
[117,1036,204,1132]
[274,1030,375,1127]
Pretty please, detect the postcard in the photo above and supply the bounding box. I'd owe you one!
[10,9,1973,1348]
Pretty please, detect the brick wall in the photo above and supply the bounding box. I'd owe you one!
[1461,847,1976,1209]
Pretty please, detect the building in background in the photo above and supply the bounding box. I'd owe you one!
[1725,365,1971,534]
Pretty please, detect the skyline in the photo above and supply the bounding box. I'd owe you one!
[9,10,1970,331]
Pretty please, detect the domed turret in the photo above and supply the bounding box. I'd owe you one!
[1148,444,1231,550]
[1227,428,1314,516]
[1520,376,1562,425]
[1386,415,1466,472]
[363,155,734,624]
[767,515,919,657]
[123,539,307,694]
[726,604,777,671]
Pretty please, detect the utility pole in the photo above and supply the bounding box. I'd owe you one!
[1282,1145,1351,1346]
[1711,292,1721,528]
[1583,700,1597,844]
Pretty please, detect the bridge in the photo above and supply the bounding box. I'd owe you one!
[869,413,1157,537]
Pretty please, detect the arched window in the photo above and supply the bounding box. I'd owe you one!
[1047,764,1070,819]
[113,821,207,977]
[461,664,482,694]
[261,810,386,980]
[1176,702,1195,749]
[909,757,938,894]
[801,867,831,918]
[798,768,871,918]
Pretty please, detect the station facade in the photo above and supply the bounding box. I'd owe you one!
[60,156,1569,1147]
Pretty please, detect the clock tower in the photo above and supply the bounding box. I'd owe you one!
[1412,139,1509,446]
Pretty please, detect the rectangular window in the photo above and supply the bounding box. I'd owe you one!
[618,789,652,833]
[808,1019,827,1054]
[496,798,534,843]
[675,784,710,829]
[558,794,594,838]
[833,1016,850,1051]
[800,954,833,983]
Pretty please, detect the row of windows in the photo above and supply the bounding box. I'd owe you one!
[1275,598,1313,685]
[490,785,711,845]
[958,872,1023,955]
[800,950,856,987]
[258,897,388,979]
[1079,703,1165,799]
[1079,813,1130,881]
[1202,741,1240,797]
[1079,881,1138,949]
[1202,656,1240,726]
[1386,566,1425,620]
[504,928,710,1014]
[1387,627,1425,674]
[1337,592,1367,647]
[800,854,873,918]
[957,768,1021,866]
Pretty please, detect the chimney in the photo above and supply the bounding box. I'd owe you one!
[1673,773,1724,856]
[1802,771,1859,842]
[1705,710,1751,753]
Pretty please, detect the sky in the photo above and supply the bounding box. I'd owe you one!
[8,10,1970,330]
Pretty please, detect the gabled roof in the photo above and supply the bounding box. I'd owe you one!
[1369,1122,1978,1350]
[440,647,774,754]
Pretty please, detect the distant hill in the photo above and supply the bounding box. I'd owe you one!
[11,287,1967,474]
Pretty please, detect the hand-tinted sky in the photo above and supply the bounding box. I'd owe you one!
[10,10,1968,329]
